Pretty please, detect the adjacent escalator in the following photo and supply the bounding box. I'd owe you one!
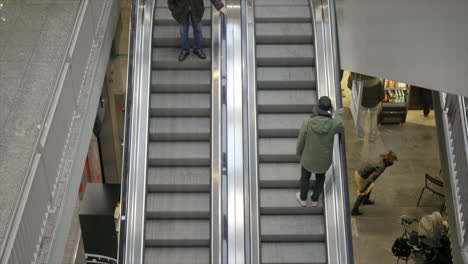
[254,0,327,263]
[144,1,213,263]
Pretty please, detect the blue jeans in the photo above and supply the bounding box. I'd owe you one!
[180,12,203,52]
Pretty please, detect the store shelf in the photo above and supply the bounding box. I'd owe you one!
[382,102,407,108]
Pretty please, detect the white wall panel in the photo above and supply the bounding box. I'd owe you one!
[336,0,468,97]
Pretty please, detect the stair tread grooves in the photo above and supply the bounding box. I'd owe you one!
[255,23,313,44]
[257,67,316,83]
[254,0,309,6]
[152,48,211,69]
[258,114,309,129]
[153,26,212,47]
[257,90,317,104]
[145,220,210,243]
[259,137,297,154]
[259,163,306,188]
[149,117,210,134]
[147,167,210,191]
[256,45,315,66]
[144,247,209,264]
[148,142,210,166]
[150,93,211,117]
[151,71,211,92]
[260,189,322,214]
[260,215,325,241]
[255,6,311,23]
[146,193,210,217]
[261,242,327,264]
[257,90,317,113]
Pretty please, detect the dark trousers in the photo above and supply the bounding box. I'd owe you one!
[179,12,204,52]
[352,191,372,212]
[300,166,326,202]
[421,88,432,116]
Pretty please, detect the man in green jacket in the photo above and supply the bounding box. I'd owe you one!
[168,0,227,61]
[296,96,344,207]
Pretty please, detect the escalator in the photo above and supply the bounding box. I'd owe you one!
[253,0,326,263]
[144,1,214,262]
[121,0,352,263]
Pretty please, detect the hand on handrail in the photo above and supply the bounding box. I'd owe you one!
[219,7,227,16]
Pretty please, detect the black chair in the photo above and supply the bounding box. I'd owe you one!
[416,173,445,212]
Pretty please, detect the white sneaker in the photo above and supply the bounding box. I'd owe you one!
[311,200,319,207]
[296,192,307,207]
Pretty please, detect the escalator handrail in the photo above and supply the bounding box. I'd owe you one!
[309,0,354,263]
[242,0,261,263]
[212,7,228,264]
[118,0,155,263]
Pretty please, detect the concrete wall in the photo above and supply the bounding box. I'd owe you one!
[336,0,468,97]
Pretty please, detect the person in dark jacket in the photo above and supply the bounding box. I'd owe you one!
[351,151,398,216]
[349,73,385,141]
[168,0,227,61]
[296,96,344,207]
[418,86,433,117]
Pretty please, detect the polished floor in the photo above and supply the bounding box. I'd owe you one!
[0,0,80,245]
[341,82,444,264]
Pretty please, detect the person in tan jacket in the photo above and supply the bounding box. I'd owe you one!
[352,151,398,215]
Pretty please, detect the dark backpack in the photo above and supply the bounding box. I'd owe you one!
[392,238,412,258]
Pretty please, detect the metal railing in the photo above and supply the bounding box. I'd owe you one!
[118,0,154,262]
[0,0,116,263]
[119,1,228,263]
[310,0,354,262]
[224,1,248,263]
[212,7,228,264]
[439,92,468,262]
[243,0,260,263]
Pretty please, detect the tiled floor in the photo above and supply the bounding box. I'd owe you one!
[341,79,445,264]
[0,0,80,245]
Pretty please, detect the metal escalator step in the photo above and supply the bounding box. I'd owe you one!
[256,45,314,67]
[255,6,311,23]
[151,70,211,93]
[144,247,210,264]
[259,138,298,162]
[257,90,317,113]
[257,67,316,90]
[260,189,322,215]
[153,26,212,47]
[145,219,210,246]
[256,23,313,44]
[150,117,210,141]
[153,48,211,70]
[148,142,210,166]
[150,93,210,117]
[147,167,210,192]
[156,0,211,7]
[260,215,325,242]
[261,242,327,264]
[155,8,211,25]
[146,193,210,219]
[258,114,310,137]
[259,163,304,188]
[255,0,308,6]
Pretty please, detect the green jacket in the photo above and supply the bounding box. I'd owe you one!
[296,109,344,173]
[167,0,224,25]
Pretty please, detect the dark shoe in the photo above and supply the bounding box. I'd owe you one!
[423,109,430,117]
[178,50,189,62]
[351,209,363,216]
[193,49,206,60]
[363,199,375,205]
